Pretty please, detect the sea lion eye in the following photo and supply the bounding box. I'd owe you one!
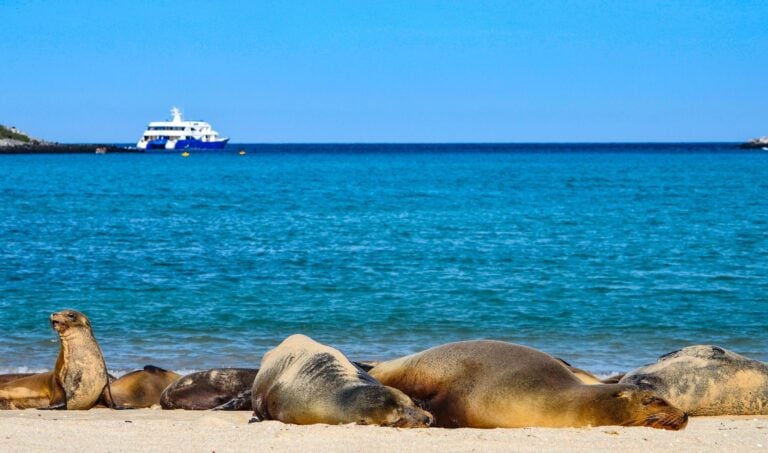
[67,313,77,320]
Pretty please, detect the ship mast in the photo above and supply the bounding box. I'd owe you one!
[170,106,182,123]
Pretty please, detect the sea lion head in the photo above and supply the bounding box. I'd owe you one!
[594,386,688,430]
[50,309,92,336]
[340,385,434,428]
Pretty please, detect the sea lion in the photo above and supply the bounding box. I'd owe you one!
[160,368,259,410]
[0,374,35,386]
[555,358,603,385]
[251,334,433,427]
[619,345,768,416]
[369,340,688,430]
[110,365,181,408]
[0,310,113,410]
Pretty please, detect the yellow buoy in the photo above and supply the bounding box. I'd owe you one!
[181,151,190,157]
[239,150,246,155]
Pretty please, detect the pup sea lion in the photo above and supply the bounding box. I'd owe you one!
[110,365,181,408]
[0,310,113,410]
[160,368,259,410]
[620,345,768,415]
[251,334,433,427]
[369,340,688,430]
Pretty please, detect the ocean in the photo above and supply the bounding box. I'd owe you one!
[1,144,766,376]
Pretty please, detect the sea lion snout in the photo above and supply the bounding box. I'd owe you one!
[402,406,434,427]
[49,312,68,332]
[621,390,688,430]
[49,310,90,335]
[641,409,688,431]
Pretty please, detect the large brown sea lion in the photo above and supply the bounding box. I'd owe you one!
[109,366,181,408]
[251,334,433,427]
[0,310,113,410]
[160,368,259,410]
[369,340,688,430]
[619,345,768,416]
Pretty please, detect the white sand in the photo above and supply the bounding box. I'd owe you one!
[0,410,765,452]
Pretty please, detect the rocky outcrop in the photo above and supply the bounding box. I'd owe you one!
[0,125,49,147]
[740,136,768,149]
[0,124,138,153]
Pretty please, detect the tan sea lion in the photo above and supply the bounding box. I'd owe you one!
[251,334,433,427]
[160,368,259,410]
[0,310,113,410]
[619,345,768,416]
[369,340,688,430]
[109,365,181,408]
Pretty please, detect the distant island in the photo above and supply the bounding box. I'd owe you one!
[0,124,136,154]
[740,136,768,149]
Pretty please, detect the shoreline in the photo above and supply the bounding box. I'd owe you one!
[0,409,764,452]
[0,144,139,154]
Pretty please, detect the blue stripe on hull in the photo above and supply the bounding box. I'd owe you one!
[146,139,168,149]
[144,138,230,151]
[174,138,229,149]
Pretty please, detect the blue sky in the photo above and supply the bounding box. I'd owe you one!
[1,0,766,142]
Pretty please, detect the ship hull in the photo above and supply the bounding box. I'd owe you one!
[143,138,230,151]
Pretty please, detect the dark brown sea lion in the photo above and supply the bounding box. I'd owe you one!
[620,345,768,416]
[109,365,181,408]
[251,334,433,427]
[0,310,113,410]
[369,340,688,430]
[160,368,259,410]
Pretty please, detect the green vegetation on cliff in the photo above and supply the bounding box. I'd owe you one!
[0,125,31,142]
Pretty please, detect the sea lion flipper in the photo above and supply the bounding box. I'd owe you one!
[98,384,130,410]
[212,390,252,411]
[39,401,66,410]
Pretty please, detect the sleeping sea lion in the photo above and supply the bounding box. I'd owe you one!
[0,310,113,410]
[620,345,768,415]
[110,365,181,408]
[160,368,259,410]
[251,334,433,427]
[369,340,688,430]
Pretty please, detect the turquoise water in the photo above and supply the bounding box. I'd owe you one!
[1,144,766,375]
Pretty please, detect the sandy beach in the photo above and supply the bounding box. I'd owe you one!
[0,410,764,452]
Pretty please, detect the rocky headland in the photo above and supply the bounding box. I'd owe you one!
[0,124,138,154]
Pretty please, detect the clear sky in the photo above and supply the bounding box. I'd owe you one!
[1,0,766,143]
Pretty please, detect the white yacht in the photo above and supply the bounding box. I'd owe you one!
[136,107,229,150]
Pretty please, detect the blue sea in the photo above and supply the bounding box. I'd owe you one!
[1,144,766,376]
